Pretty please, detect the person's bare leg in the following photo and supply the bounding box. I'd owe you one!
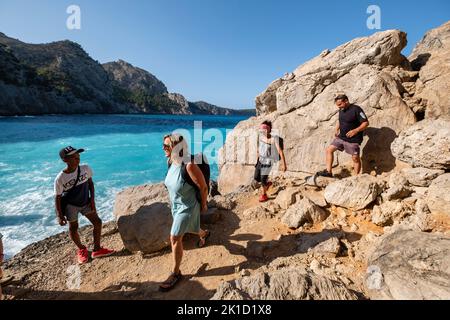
[69,221,86,250]
[171,235,184,274]
[263,184,269,195]
[352,155,361,175]
[326,145,338,174]
[85,212,102,251]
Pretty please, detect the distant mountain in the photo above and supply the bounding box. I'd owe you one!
[189,101,255,116]
[0,32,255,116]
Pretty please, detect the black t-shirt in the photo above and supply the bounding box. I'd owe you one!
[338,104,368,144]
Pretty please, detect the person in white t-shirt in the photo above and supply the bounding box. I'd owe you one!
[54,146,114,264]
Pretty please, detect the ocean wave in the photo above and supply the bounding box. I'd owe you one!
[0,114,238,257]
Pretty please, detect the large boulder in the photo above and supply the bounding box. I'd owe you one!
[324,174,384,210]
[212,268,359,300]
[218,29,416,194]
[401,167,444,187]
[408,21,450,119]
[371,200,414,227]
[426,173,450,215]
[113,183,172,253]
[366,230,450,300]
[391,118,450,170]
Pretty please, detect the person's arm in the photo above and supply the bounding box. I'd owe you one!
[54,178,67,226]
[335,122,340,137]
[346,120,369,138]
[88,178,96,213]
[346,107,369,138]
[275,140,287,172]
[55,195,67,226]
[186,163,208,213]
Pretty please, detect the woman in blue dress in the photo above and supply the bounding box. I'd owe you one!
[160,133,210,291]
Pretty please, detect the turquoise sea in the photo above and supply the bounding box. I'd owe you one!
[0,114,248,258]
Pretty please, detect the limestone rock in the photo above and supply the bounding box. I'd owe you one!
[274,187,301,209]
[366,230,450,300]
[426,173,450,214]
[381,172,413,201]
[312,237,342,257]
[209,195,236,210]
[297,230,344,254]
[398,199,435,232]
[409,21,450,119]
[113,183,172,253]
[391,118,450,170]
[324,175,384,210]
[302,189,328,207]
[281,198,329,229]
[401,167,445,187]
[371,201,414,227]
[212,268,359,300]
[218,163,255,195]
[218,30,417,193]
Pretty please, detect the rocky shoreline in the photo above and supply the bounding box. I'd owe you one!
[1,21,449,300]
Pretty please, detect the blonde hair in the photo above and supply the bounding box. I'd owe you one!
[164,133,189,164]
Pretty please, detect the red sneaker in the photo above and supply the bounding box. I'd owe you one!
[91,247,115,259]
[77,248,89,264]
[259,194,269,202]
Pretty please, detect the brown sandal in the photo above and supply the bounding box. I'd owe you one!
[197,230,211,248]
[159,271,182,292]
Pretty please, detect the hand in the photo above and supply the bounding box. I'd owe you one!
[346,129,358,138]
[335,130,340,137]
[280,163,287,172]
[58,215,67,226]
[201,203,208,214]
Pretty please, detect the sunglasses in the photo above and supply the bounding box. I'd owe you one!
[163,143,171,150]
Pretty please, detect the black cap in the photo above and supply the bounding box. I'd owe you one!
[59,146,85,160]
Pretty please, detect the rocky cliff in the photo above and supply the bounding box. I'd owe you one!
[218,21,450,194]
[0,33,254,116]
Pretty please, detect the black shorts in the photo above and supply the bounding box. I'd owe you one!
[254,160,272,186]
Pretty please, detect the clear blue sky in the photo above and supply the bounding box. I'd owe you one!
[0,0,449,109]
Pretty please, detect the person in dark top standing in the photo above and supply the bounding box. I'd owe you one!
[317,95,369,177]
[54,146,115,264]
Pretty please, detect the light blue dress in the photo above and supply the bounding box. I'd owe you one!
[164,163,201,236]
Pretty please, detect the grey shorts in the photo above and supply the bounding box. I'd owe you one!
[64,204,94,222]
[331,137,361,156]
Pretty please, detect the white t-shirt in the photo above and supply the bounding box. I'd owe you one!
[54,164,93,196]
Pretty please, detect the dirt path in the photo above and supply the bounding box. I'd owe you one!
[2,185,393,300]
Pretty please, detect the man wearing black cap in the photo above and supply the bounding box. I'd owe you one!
[54,146,114,264]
